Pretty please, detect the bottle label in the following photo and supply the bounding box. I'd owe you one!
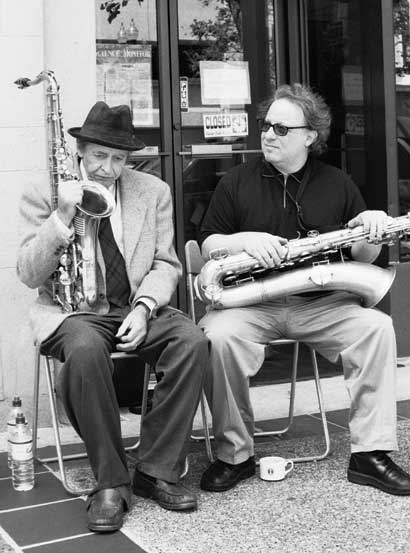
[10,441,33,462]
[7,422,16,459]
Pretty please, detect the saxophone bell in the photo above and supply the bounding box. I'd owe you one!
[72,181,115,308]
[77,180,115,219]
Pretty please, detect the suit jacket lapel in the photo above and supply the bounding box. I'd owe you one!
[119,171,147,265]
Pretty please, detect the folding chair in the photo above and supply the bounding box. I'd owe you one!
[185,239,331,464]
[33,348,152,495]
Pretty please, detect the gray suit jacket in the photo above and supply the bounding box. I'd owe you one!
[17,167,182,344]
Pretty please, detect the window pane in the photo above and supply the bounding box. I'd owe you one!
[95,0,161,178]
[395,0,410,261]
[307,1,366,191]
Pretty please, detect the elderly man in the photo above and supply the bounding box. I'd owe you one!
[17,101,208,532]
[198,83,410,495]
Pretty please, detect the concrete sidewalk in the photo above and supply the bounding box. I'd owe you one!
[1,358,409,453]
[0,359,409,552]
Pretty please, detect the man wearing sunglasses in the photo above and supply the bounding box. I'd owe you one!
[197,83,410,496]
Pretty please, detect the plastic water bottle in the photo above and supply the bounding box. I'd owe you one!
[7,396,22,469]
[10,413,34,491]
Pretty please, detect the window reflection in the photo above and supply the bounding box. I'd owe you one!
[307,1,366,188]
[179,1,276,243]
[95,0,162,179]
[179,0,247,244]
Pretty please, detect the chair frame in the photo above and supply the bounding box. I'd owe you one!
[33,348,150,496]
[184,239,331,464]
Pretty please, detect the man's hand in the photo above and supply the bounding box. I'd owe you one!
[115,304,149,352]
[56,179,84,227]
[242,232,288,268]
[347,210,392,242]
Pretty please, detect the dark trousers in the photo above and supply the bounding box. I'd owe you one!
[40,306,209,493]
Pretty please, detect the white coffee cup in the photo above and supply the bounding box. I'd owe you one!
[259,456,294,481]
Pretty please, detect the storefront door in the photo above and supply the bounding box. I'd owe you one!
[171,1,279,310]
[96,0,277,309]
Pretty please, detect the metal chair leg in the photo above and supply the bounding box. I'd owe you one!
[193,392,214,462]
[34,349,153,495]
[287,347,331,463]
[192,340,331,464]
[192,341,299,451]
[255,344,330,464]
[252,341,299,437]
[44,355,90,495]
[32,346,41,461]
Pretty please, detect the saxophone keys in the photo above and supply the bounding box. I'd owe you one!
[203,283,222,304]
[58,269,73,286]
[223,273,237,286]
[73,290,84,306]
[59,252,72,268]
[210,247,229,260]
[309,264,333,287]
[61,301,74,314]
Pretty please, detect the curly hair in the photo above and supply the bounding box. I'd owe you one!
[257,83,332,156]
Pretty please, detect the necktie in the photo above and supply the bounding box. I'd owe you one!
[98,217,131,307]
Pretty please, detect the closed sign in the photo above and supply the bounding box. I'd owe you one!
[203,112,248,138]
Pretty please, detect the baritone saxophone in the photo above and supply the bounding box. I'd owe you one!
[15,70,115,312]
[194,215,410,309]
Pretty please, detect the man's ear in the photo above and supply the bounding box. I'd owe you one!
[76,140,85,157]
[305,129,318,148]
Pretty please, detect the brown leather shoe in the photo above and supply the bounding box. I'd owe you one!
[348,451,410,495]
[87,487,129,533]
[132,468,197,511]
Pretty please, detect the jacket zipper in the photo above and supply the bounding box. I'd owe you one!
[283,174,288,208]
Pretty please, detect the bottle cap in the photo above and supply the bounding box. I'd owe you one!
[15,412,26,425]
[12,396,22,407]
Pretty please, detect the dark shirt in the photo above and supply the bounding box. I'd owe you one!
[199,156,366,249]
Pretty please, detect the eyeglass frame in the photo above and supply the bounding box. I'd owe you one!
[257,119,311,136]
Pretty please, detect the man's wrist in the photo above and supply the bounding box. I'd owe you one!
[134,301,151,319]
[133,296,158,319]
[53,210,75,241]
[56,208,74,228]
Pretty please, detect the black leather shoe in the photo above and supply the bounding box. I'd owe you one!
[132,468,197,511]
[348,451,410,495]
[87,487,129,533]
[200,457,255,492]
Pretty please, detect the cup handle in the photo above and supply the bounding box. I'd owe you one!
[285,460,294,475]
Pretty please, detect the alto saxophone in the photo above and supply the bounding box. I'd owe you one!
[15,70,115,312]
[195,215,410,309]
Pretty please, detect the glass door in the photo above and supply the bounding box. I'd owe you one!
[95,1,278,308]
[169,0,278,309]
[95,0,174,186]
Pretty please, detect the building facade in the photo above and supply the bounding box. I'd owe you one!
[1,0,409,398]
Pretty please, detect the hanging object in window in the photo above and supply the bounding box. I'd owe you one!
[100,1,144,23]
[117,22,128,43]
[128,18,138,43]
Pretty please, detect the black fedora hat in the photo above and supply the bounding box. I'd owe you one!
[68,101,145,151]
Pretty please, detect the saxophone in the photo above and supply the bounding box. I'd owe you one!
[15,70,115,312]
[194,215,410,309]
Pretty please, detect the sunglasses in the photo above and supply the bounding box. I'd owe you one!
[258,120,310,136]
